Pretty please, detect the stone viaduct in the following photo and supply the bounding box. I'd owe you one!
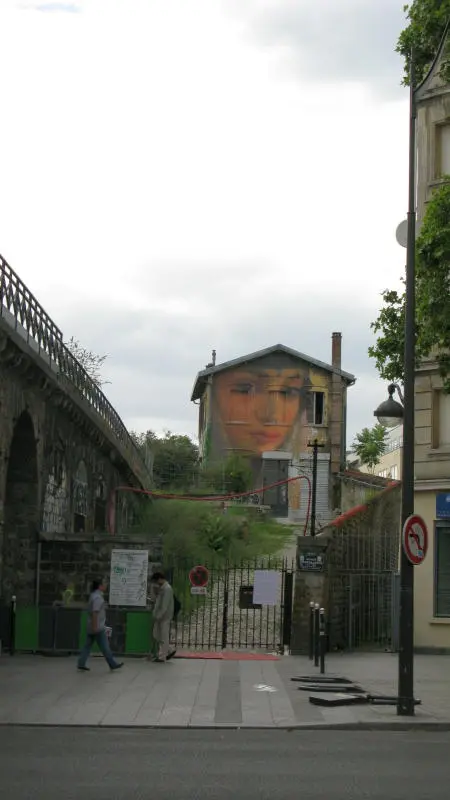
[0,254,153,605]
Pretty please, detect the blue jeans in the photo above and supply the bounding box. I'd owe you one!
[78,629,118,669]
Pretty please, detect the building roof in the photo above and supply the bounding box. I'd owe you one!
[191,343,356,401]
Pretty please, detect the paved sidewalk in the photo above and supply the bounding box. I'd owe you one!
[0,652,449,728]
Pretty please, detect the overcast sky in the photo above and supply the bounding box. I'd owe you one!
[0,0,408,445]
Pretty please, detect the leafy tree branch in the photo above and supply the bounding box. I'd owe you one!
[369,182,450,390]
[352,424,389,472]
[397,0,450,86]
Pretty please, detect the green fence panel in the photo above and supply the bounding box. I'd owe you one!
[125,611,154,655]
[15,607,39,651]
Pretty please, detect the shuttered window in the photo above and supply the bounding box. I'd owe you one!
[435,522,450,617]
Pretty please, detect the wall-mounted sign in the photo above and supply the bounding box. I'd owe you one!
[109,549,148,606]
[298,551,325,572]
[436,493,450,519]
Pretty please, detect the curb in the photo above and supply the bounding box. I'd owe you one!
[1,721,450,732]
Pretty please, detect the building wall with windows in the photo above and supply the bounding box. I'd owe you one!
[191,336,355,522]
[375,425,403,481]
[413,32,450,652]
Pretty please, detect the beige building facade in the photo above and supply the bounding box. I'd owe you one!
[376,425,403,481]
[413,31,450,652]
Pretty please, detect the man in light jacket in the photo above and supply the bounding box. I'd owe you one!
[150,572,176,662]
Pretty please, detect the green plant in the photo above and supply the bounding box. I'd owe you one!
[352,424,389,472]
[369,182,450,390]
[397,1,450,86]
[200,454,253,495]
[130,430,199,490]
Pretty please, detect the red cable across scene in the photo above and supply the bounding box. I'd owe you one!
[108,475,312,536]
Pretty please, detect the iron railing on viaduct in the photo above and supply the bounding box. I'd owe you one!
[0,253,149,486]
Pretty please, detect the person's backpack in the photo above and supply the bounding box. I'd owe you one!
[173,595,181,620]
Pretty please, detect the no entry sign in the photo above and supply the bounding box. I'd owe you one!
[189,565,209,588]
[402,514,428,565]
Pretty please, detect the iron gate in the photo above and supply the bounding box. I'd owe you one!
[329,570,399,651]
[169,559,295,652]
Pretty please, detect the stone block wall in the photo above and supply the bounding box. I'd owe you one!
[291,483,401,653]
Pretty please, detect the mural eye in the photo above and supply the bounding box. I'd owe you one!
[232,383,252,393]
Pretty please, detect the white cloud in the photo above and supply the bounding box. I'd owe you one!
[0,0,408,446]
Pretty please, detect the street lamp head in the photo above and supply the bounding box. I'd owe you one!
[374,383,404,428]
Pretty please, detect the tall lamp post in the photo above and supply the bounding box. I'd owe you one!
[373,56,416,717]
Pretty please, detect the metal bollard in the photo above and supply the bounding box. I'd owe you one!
[319,607,326,674]
[314,603,320,667]
[9,595,16,657]
[308,601,315,660]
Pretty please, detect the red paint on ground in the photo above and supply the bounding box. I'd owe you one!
[174,651,280,661]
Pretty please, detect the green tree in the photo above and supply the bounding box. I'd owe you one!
[397,0,450,86]
[201,454,253,495]
[352,424,389,472]
[369,182,450,389]
[131,429,199,490]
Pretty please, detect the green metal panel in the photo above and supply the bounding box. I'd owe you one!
[15,607,39,651]
[125,611,154,654]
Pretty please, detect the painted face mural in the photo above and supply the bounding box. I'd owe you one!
[214,364,311,454]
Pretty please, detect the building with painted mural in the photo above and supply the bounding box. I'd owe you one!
[411,28,450,653]
[191,333,355,524]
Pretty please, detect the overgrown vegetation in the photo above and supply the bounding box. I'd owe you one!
[397,1,450,86]
[140,499,291,565]
[136,497,292,610]
[130,430,200,489]
[369,182,450,389]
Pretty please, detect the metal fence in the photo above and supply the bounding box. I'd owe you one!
[169,559,295,653]
[326,522,400,651]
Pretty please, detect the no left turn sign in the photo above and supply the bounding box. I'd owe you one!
[402,514,428,565]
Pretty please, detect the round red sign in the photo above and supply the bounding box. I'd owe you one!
[402,514,428,565]
[189,565,209,588]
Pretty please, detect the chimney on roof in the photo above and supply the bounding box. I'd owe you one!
[212,349,216,366]
[332,332,342,369]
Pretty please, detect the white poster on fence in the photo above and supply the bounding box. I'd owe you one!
[253,570,280,606]
[109,549,148,607]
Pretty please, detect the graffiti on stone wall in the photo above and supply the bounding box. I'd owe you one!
[42,451,69,534]
[73,460,88,530]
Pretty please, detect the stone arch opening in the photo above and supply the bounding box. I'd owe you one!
[42,449,69,534]
[3,411,39,603]
[94,477,107,531]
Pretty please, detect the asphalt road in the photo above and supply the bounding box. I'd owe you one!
[1,727,449,799]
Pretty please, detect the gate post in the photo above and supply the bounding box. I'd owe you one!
[291,535,329,655]
[221,566,229,650]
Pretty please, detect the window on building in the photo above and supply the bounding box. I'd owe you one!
[432,391,450,448]
[313,391,325,425]
[435,124,450,178]
[378,469,388,478]
[228,386,251,422]
[435,523,450,616]
[390,465,399,480]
